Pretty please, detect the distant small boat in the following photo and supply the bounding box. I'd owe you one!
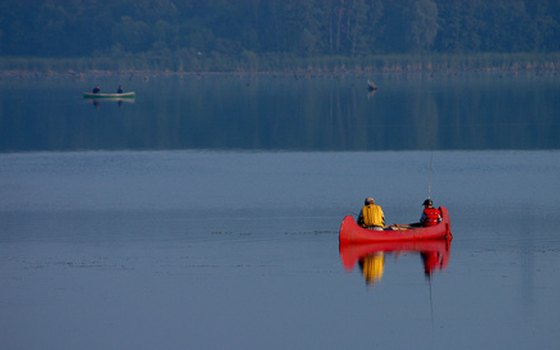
[83,92,136,99]
[367,80,378,91]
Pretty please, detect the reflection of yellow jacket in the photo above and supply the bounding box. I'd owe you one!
[360,204,385,228]
[362,253,384,284]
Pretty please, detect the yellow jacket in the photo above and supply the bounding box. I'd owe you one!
[359,204,385,228]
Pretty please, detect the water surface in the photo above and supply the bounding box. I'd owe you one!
[1,77,559,349]
[1,76,559,152]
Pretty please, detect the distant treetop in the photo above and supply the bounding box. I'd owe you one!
[1,0,559,58]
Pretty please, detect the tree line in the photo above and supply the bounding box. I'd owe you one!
[1,0,559,71]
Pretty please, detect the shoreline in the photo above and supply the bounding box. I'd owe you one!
[1,67,558,81]
[1,52,559,80]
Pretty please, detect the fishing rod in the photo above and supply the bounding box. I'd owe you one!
[427,151,434,199]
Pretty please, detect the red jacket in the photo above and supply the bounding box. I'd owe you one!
[421,207,441,227]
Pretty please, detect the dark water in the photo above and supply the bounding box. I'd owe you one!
[1,77,560,349]
[1,75,560,152]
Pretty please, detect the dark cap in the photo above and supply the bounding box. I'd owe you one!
[422,199,433,206]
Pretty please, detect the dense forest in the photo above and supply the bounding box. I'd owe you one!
[1,0,560,72]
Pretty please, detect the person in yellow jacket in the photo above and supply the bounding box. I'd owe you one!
[357,197,385,230]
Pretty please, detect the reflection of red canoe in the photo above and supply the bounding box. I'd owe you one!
[339,239,451,272]
[339,206,452,244]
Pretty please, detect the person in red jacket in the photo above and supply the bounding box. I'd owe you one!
[420,199,442,227]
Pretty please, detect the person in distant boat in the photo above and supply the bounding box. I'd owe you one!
[419,199,442,227]
[117,85,123,93]
[357,197,385,230]
[92,85,101,94]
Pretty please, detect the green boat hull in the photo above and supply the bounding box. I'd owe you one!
[83,92,136,99]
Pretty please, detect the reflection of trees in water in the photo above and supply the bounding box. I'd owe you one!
[410,90,439,150]
[327,82,361,149]
[2,78,559,152]
[326,83,442,150]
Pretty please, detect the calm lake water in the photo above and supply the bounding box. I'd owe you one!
[1,76,560,349]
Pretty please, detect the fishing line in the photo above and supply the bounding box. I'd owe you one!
[428,277,435,331]
[427,151,434,199]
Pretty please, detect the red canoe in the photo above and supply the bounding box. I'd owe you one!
[339,206,452,244]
